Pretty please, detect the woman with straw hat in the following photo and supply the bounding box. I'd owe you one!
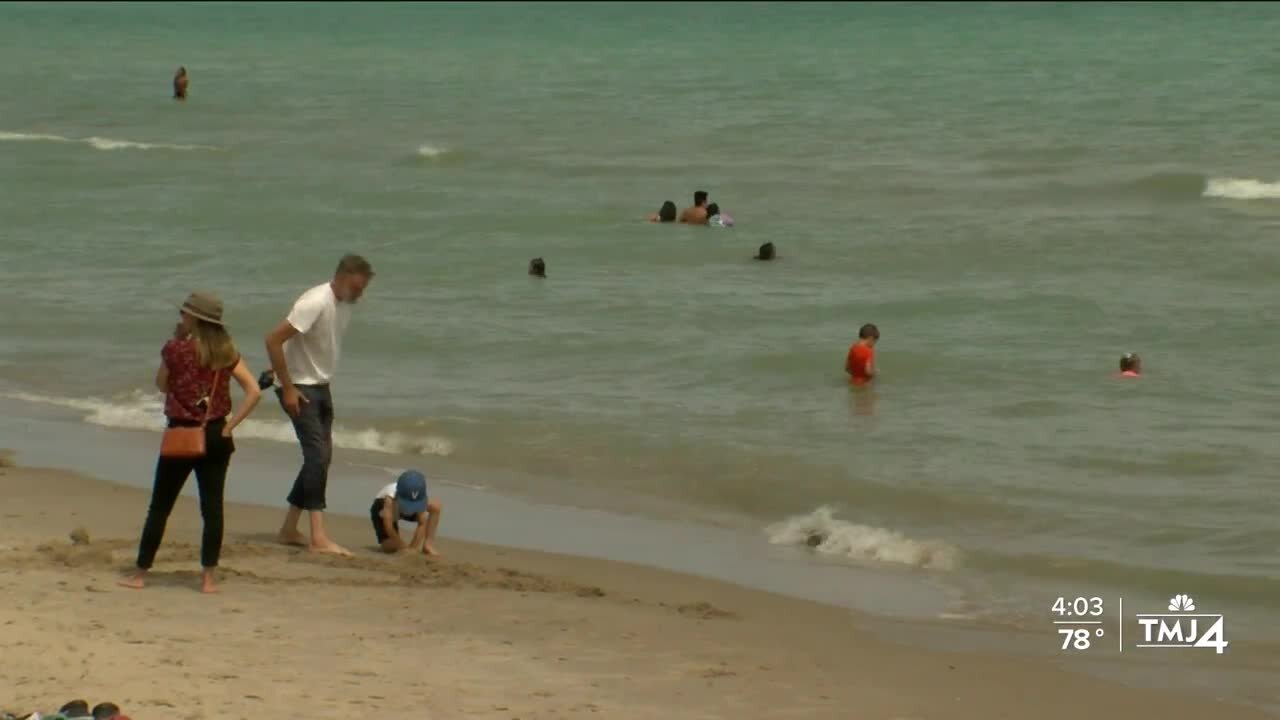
[120,291,263,594]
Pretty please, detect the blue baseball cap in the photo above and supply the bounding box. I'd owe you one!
[395,470,429,517]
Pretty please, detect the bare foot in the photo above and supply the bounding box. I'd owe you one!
[201,572,218,594]
[309,541,353,557]
[118,573,146,590]
[422,544,440,558]
[277,530,307,547]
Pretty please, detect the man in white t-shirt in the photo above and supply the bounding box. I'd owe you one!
[263,254,374,556]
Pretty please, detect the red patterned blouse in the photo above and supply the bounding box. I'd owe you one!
[162,338,235,422]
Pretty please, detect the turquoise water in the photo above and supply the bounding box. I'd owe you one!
[3,2,1280,640]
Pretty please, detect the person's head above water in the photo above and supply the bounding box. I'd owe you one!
[658,201,677,222]
[859,323,880,347]
[529,257,546,277]
[1119,352,1141,375]
[693,190,708,207]
[706,202,735,227]
[754,242,776,261]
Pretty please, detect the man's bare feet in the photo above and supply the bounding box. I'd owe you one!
[277,530,307,547]
[118,573,146,590]
[201,571,218,594]
[422,544,440,557]
[310,540,353,557]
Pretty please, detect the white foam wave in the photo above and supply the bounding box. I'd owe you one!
[0,131,71,143]
[766,506,960,571]
[86,136,216,152]
[416,144,447,158]
[1203,177,1280,200]
[2,391,453,457]
[1,130,217,152]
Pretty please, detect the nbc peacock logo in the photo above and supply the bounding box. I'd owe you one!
[1136,593,1227,654]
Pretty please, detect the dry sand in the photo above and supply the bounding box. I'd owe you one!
[0,462,1271,719]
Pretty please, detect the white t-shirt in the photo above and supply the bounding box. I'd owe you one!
[283,283,351,386]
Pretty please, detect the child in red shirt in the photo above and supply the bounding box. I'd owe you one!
[1117,352,1142,378]
[845,323,880,385]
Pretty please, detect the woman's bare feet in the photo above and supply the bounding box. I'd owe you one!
[118,572,147,590]
[201,570,218,594]
[277,530,308,547]
[422,544,440,557]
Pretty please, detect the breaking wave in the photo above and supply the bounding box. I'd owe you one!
[0,130,218,152]
[766,506,960,571]
[2,390,453,457]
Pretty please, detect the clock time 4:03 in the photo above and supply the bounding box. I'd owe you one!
[1052,596,1104,617]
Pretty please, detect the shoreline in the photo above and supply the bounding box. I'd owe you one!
[4,386,1278,650]
[0,392,969,623]
[1,461,1276,718]
[1,394,1278,716]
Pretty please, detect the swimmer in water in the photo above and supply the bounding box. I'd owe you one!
[845,323,879,386]
[707,203,734,227]
[528,257,546,278]
[1118,352,1141,377]
[173,66,189,100]
[648,201,677,223]
[753,242,776,261]
[678,190,710,224]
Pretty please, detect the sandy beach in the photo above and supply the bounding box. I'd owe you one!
[0,457,1272,720]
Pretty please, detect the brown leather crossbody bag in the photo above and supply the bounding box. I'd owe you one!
[159,368,222,459]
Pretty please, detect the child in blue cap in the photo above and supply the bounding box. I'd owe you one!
[371,470,443,556]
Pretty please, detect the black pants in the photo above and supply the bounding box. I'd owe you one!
[370,498,400,544]
[135,418,235,570]
[280,384,334,511]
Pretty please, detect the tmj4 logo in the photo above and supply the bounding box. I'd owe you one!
[1137,594,1228,654]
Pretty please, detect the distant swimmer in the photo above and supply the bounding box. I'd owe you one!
[678,190,710,224]
[845,323,879,386]
[1117,352,1142,378]
[648,201,678,223]
[529,257,546,278]
[706,203,734,227]
[173,66,189,100]
[753,242,776,261]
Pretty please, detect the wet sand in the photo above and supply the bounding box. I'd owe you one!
[0,461,1272,719]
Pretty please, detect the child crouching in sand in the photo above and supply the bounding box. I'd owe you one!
[371,470,443,556]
